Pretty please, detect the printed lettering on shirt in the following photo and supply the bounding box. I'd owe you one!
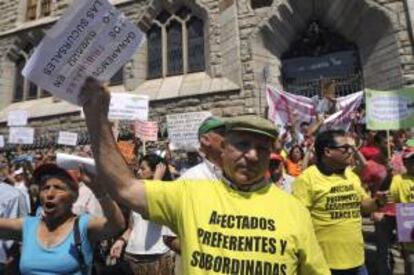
[190,211,288,274]
[324,184,361,220]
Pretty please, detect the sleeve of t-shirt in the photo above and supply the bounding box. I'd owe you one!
[352,174,370,201]
[145,180,184,234]
[297,208,330,275]
[292,176,313,209]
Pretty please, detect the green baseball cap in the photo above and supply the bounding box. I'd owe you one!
[406,139,414,148]
[198,117,225,137]
[224,115,278,139]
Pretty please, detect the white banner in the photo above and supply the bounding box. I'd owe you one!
[166,111,211,151]
[56,153,96,174]
[22,0,145,106]
[9,127,34,144]
[0,135,4,148]
[135,120,158,141]
[58,131,78,146]
[7,110,28,126]
[266,87,363,131]
[108,93,149,121]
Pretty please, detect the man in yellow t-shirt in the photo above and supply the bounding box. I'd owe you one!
[389,147,414,274]
[292,129,388,275]
[81,79,330,275]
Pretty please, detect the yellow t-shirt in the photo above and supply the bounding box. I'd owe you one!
[145,179,330,275]
[390,174,414,203]
[292,165,369,270]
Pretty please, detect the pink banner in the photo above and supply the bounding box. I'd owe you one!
[135,120,158,142]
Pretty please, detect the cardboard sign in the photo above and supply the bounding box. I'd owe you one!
[22,0,145,105]
[7,110,28,126]
[396,203,414,242]
[166,111,211,151]
[108,93,149,121]
[117,141,135,163]
[56,153,96,174]
[57,131,78,146]
[0,135,4,148]
[135,120,158,141]
[9,127,34,144]
[366,88,414,130]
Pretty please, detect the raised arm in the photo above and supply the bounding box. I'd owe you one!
[81,78,148,217]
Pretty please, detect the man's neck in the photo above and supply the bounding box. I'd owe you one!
[317,161,345,175]
[223,175,269,192]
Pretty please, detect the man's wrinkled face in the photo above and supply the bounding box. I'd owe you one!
[222,131,272,186]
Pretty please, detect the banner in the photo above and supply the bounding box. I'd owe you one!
[22,0,145,105]
[56,153,96,174]
[135,120,158,142]
[166,111,211,151]
[7,110,28,126]
[366,88,414,130]
[9,127,34,144]
[0,135,4,148]
[266,87,363,130]
[396,203,414,242]
[108,93,149,121]
[57,131,78,146]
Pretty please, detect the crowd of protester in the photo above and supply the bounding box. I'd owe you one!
[1,81,414,274]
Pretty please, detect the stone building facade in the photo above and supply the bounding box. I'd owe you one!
[0,0,413,149]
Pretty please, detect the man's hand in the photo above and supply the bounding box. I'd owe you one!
[153,163,167,180]
[80,78,111,119]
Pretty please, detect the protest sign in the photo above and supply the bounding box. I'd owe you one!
[396,203,414,242]
[166,111,212,151]
[135,120,158,141]
[57,131,78,146]
[117,141,135,163]
[9,127,34,144]
[108,93,149,121]
[0,135,4,148]
[56,153,96,174]
[7,110,28,126]
[22,0,145,105]
[366,88,414,130]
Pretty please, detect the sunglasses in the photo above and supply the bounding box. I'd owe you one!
[328,144,354,153]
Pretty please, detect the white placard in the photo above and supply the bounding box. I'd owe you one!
[108,93,149,121]
[58,131,78,146]
[9,127,34,144]
[166,111,211,151]
[56,153,96,174]
[22,0,145,106]
[0,135,4,148]
[7,110,28,126]
[135,120,158,141]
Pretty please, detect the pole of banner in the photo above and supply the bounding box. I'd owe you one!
[386,129,391,160]
[143,140,146,156]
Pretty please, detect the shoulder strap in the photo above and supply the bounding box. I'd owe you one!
[73,216,88,275]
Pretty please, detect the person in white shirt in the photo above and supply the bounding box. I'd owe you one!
[179,116,225,180]
[268,153,294,194]
[71,169,103,217]
[12,168,31,213]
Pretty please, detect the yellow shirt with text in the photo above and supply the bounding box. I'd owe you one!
[292,165,369,269]
[145,179,329,275]
[390,174,414,203]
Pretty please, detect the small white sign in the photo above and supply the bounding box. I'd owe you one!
[0,136,4,148]
[58,131,78,146]
[7,110,28,126]
[108,93,149,121]
[56,153,96,174]
[9,127,34,144]
[22,0,145,105]
[166,111,211,151]
[135,120,158,141]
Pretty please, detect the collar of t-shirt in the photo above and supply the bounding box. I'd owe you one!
[222,175,269,192]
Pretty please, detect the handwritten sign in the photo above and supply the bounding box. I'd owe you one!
[58,131,78,146]
[396,203,414,242]
[22,0,145,105]
[166,112,211,151]
[135,120,158,141]
[108,93,149,121]
[7,110,28,126]
[0,135,4,148]
[9,127,34,144]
